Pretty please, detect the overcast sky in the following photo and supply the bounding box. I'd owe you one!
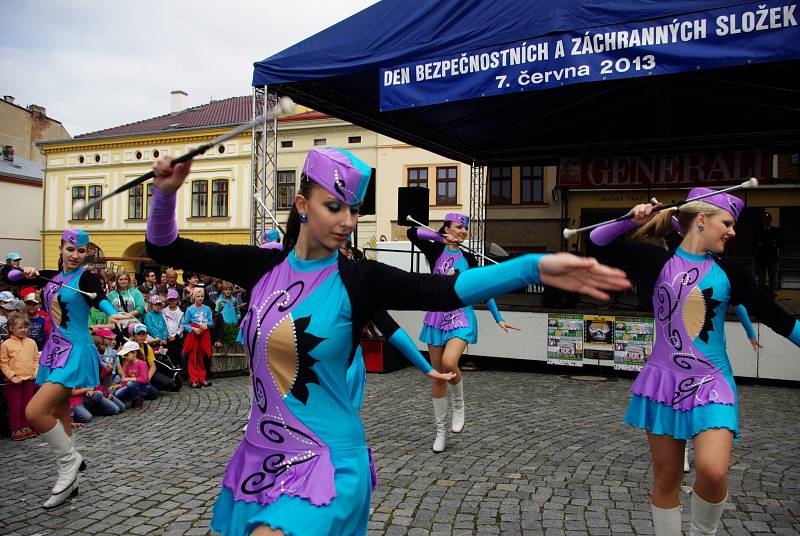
[1,0,378,136]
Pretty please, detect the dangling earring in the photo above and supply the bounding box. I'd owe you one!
[299,213,308,224]
[697,223,704,232]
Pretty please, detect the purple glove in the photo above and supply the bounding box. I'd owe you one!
[415,228,444,243]
[589,218,639,246]
[146,188,179,246]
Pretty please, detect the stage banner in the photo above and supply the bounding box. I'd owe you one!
[547,313,584,367]
[613,316,655,371]
[379,1,800,111]
[584,315,615,352]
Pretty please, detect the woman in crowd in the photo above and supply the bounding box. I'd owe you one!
[106,270,145,334]
[589,190,800,536]
[145,146,628,536]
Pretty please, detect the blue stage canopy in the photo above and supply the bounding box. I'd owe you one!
[253,0,800,164]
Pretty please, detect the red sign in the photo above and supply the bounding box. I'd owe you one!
[557,150,773,189]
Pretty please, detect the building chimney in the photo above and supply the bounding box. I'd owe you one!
[3,96,14,104]
[171,90,188,114]
[2,145,14,162]
[27,104,46,116]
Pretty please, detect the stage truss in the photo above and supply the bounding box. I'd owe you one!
[250,86,278,245]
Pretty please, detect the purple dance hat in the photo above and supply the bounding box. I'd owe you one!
[302,147,371,207]
[444,213,470,229]
[62,228,90,247]
[686,188,744,221]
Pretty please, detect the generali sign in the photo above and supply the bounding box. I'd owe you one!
[557,150,773,189]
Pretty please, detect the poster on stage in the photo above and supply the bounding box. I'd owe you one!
[583,315,615,351]
[547,313,584,366]
[614,316,655,371]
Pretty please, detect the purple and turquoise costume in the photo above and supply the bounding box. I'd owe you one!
[6,229,118,389]
[590,191,800,441]
[146,147,547,536]
[408,220,504,346]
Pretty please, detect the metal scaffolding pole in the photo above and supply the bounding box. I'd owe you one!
[468,162,486,264]
[250,86,278,245]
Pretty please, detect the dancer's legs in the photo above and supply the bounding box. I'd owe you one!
[440,338,466,385]
[647,432,685,508]
[691,429,731,501]
[26,382,71,435]
[428,345,446,398]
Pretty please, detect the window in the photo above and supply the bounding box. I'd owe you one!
[521,165,544,204]
[436,167,457,205]
[211,179,229,217]
[489,166,512,204]
[313,138,326,146]
[128,184,144,219]
[280,140,293,148]
[407,167,428,188]
[71,185,102,220]
[277,170,296,210]
[87,185,102,220]
[348,136,361,144]
[191,180,208,217]
[146,183,154,217]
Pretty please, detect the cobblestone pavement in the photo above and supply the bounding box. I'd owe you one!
[1,367,799,535]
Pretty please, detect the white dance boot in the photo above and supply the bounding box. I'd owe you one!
[684,446,690,473]
[39,421,83,508]
[449,380,465,433]
[432,397,449,453]
[651,504,682,536]
[690,492,726,536]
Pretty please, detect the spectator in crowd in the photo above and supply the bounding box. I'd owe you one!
[126,324,162,398]
[1,252,22,285]
[1,299,26,342]
[162,289,185,375]
[130,322,179,392]
[110,341,148,410]
[103,270,117,294]
[107,270,145,332]
[23,291,47,350]
[157,268,183,296]
[200,274,220,304]
[137,270,159,303]
[215,282,240,326]
[181,271,200,310]
[183,287,213,389]
[159,272,167,286]
[88,305,114,330]
[93,328,120,386]
[755,211,783,297]
[70,382,124,423]
[144,295,169,345]
[0,312,38,440]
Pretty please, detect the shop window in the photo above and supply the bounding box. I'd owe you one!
[489,166,512,204]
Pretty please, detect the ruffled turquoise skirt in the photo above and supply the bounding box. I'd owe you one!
[419,323,477,346]
[624,375,739,441]
[211,445,371,536]
[36,340,100,389]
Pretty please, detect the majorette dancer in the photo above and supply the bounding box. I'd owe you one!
[407,217,519,453]
[146,146,628,536]
[589,189,800,536]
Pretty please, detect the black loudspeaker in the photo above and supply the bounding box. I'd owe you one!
[397,187,429,227]
[359,168,376,216]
